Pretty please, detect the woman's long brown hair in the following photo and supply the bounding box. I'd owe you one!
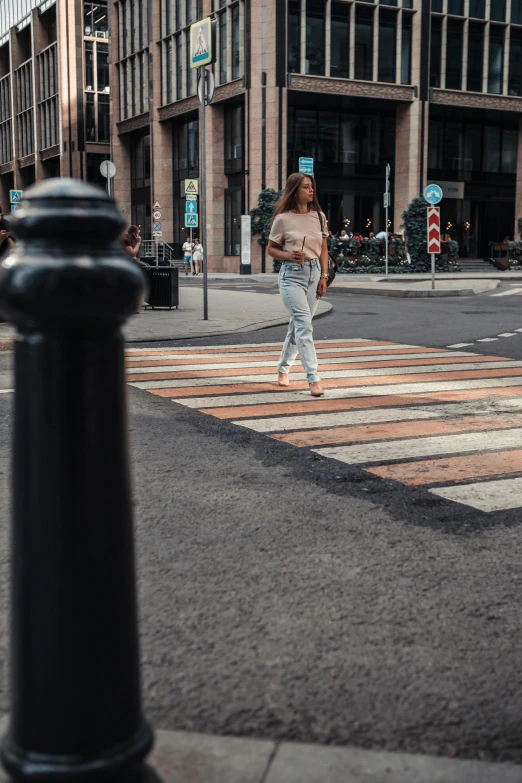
[271,173,323,224]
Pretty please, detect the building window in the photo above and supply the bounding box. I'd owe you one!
[97,43,109,90]
[401,12,412,84]
[85,41,94,89]
[430,16,442,87]
[84,0,109,37]
[231,4,240,79]
[185,30,194,95]
[225,187,243,256]
[378,10,396,82]
[318,111,339,165]
[490,0,506,21]
[86,92,95,141]
[502,128,517,173]
[225,104,244,173]
[432,0,442,12]
[483,126,501,171]
[176,35,183,98]
[331,2,350,79]
[86,152,110,186]
[469,0,485,17]
[219,12,227,83]
[288,0,300,72]
[188,119,199,170]
[512,0,522,23]
[447,0,463,13]
[488,25,504,93]
[446,19,463,89]
[509,28,522,95]
[467,22,484,91]
[306,0,325,75]
[98,94,110,141]
[355,7,373,80]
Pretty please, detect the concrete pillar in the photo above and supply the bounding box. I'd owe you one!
[109,0,132,223]
[393,100,427,229]
[205,103,227,270]
[57,0,83,179]
[514,118,522,239]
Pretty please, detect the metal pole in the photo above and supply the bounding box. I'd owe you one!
[385,163,390,277]
[200,68,208,320]
[0,179,153,781]
[190,226,193,273]
[431,252,435,289]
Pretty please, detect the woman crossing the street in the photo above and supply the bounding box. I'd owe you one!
[267,173,329,397]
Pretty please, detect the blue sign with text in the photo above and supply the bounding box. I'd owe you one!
[298,157,314,175]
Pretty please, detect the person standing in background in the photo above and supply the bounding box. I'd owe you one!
[182,236,193,275]
[193,239,203,276]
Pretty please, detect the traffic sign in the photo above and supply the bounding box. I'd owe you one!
[99,160,116,178]
[186,194,197,201]
[298,157,314,175]
[153,221,161,231]
[190,18,213,68]
[185,179,199,195]
[185,213,198,228]
[153,200,161,209]
[152,231,162,237]
[427,206,441,254]
[11,204,19,214]
[153,210,161,220]
[9,190,22,204]
[424,184,443,205]
[185,200,197,214]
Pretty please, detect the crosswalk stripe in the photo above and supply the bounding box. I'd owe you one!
[233,398,522,433]
[430,478,522,512]
[125,338,379,355]
[313,428,522,465]
[125,349,475,367]
[367,449,522,486]
[126,344,397,362]
[447,342,474,348]
[271,414,522,448]
[490,287,522,296]
[174,378,522,414]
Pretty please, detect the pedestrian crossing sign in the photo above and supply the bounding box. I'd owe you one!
[185,179,199,195]
[190,18,213,68]
[185,213,198,228]
[9,189,22,204]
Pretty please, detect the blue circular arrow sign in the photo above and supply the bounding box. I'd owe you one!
[424,184,443,205]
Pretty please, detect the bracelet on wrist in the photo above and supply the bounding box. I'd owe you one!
[320,273,328,279]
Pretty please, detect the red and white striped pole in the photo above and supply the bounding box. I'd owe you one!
[427,206,441,290]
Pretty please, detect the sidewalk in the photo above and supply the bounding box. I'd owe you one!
[0,286,332,349]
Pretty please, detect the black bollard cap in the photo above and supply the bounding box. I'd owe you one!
[0,178,145,329]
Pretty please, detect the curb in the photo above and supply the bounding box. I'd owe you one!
[0,303,333,351]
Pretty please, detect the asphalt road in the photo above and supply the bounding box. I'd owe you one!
[1,289,522,765]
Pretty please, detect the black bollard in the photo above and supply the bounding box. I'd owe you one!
[0,180,154,780]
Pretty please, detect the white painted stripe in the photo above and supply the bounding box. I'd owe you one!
[126,338,373,353]
[170,375,522,408]
[498,333,518,337]
[126,347,460,363]
[515,329,522,333]
[233,398,522,433]
[476,338,499,342]
[430,478,522,512]
[128,359,522,382]
[447,343,474,348]
[490,287,522,296]
[127,357,502,376]
[314,428,522,465]
[0,389,13,394]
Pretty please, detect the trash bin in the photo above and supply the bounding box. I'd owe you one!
[144,266,179,310]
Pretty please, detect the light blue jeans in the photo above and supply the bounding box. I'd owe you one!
[278,259,321,383]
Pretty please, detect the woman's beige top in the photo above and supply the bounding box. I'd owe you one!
[269,210,328,261]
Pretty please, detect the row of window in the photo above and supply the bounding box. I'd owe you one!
[118,0,148,59]
[431,19,522,96]
[162,0,203,37]
[289,1,413,85]
[0,73,11,164]
[86,92,109,142]
[38,43,58,102]
[118,51,149,120]
[161,4,240,106]
[85,41,109,92]
[432,0,522,23]
[428,119,517,175]
[84,0,109,38]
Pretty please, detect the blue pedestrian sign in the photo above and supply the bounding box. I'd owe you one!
[185,213,198,228]
[185,200,197,214]
[299,157,314,175]
[424,184,443,205]
[9,189,22,204]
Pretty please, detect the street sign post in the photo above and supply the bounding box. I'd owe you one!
[185,200,197,214]
[186,194,197,201]
[298,157,314,175]
[99,160,116,197]
[184,179,199,195]
[427,206,441,291]
[385,164,391,275]
[9,190,23,204]
[189,17,214,68]
[185,213,198,228]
